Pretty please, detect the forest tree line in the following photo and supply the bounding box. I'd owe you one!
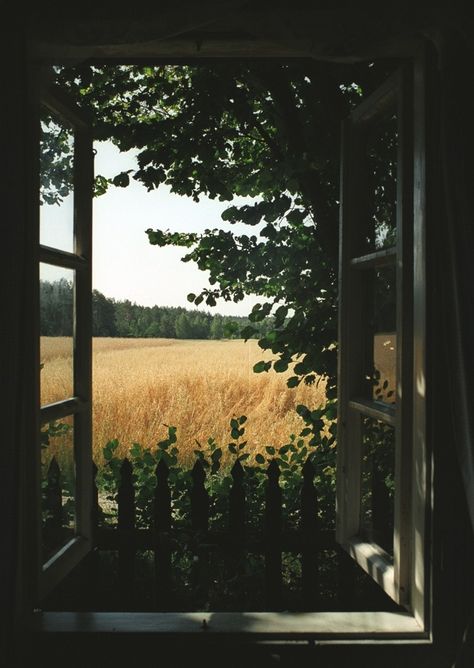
[40,279,272,340]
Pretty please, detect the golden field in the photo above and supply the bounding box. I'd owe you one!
[40,337,327,466]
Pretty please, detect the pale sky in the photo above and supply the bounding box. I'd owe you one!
[40,141,264,316]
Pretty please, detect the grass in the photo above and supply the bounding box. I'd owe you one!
[40,337,326,466]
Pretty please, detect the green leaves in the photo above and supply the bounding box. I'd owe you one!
[240,325,258,341]
[112,170,132,188]
[54,60,363,405]
[273,359,289,373]
[253,360,271,373]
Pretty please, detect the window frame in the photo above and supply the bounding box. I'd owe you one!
[38,88,94,599]
[26,55,431,646]
[336,65,428,627]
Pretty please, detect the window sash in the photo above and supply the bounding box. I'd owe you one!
[336,67,418,612]
[38,89,93,600]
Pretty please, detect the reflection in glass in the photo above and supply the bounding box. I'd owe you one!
[365,110,398,250]
[366,264,396,404]
[360,417,395,556]
[41,416,76,562]
[40,108,75,253]
[40,263,74,405]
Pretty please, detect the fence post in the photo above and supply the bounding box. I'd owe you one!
[265,459,282,610]
[81,462,101,609]
[227,459,246,602]
[229,459,245,539]
[337,547,356,610]
[118,458,135,608]
[301,456,318,610]
[45,456,62,531]
[43,456,63,558]
[91,461,99,540]
[154,458,172,610]
[191,460,209,608]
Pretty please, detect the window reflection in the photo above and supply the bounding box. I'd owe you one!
[40,108,75,253]
[40,263,74,405]
[41,416,76,563]
[360,417,395,556]
[365,110,398,251]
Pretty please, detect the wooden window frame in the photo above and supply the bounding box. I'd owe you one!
[26,53,431,646]
[38,88,94,598]
[336,65,428,628]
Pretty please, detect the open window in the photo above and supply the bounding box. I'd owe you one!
[336,66,427,625]
[28,57,429,644]
[38,88,94,598]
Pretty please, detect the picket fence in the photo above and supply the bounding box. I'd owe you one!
[43,455,367,611]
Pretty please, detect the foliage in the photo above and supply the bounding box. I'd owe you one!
[40,278,272,339]
[96,409,337,533]
[40,420,75,531]
[40,110,73,206]
[50,61,393,401]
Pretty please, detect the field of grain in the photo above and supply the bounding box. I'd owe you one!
[40,337,327,466]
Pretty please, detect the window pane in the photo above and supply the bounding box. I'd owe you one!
[41,416,76,563]
[360,417,395,556]
[40,108,74,253]
[366,264,397,404]
[40,263,74,405]
[365,109,397,250]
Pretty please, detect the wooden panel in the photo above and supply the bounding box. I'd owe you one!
[265,460,282,609]
[350,70,402,127]
[336,120,365,544]
[38,88,94,601]
[39,245,87,270]
[344,538,396,601]
[40,397,84,424]
[31,610,426,639]
[40,536,91,599]
[349,398,396,427]
[393,65,414,608]
[350,247,396,269]
[410,49,429,630]
[72,114,93,554]
[337,65,422,613]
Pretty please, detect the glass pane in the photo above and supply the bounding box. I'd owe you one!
[366,264,397,404]
[40,263,74,405]
[360,417,395,556]
[40,108,74,253]
[365,109,398,250]
[41,416,76,563]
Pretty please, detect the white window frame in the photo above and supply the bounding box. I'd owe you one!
[336,64,428,628]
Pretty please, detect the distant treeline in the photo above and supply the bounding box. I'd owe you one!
[40,279,272,340]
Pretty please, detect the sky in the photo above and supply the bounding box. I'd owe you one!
[40,141,263,316]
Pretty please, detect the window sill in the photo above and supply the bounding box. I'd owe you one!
[29,610,427,641]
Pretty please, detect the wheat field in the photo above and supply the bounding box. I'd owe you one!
[40,337,327,466]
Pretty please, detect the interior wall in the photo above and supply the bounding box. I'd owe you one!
[0,20,35,665]
[2,8,474,667]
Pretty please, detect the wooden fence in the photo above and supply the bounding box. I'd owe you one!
[43,455,367,611]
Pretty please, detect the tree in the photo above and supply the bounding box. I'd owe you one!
[40,278,73,336]
[175,312,193,339]
[210,315,225,340]
[52,62,391,399]
[92,289,117,336]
